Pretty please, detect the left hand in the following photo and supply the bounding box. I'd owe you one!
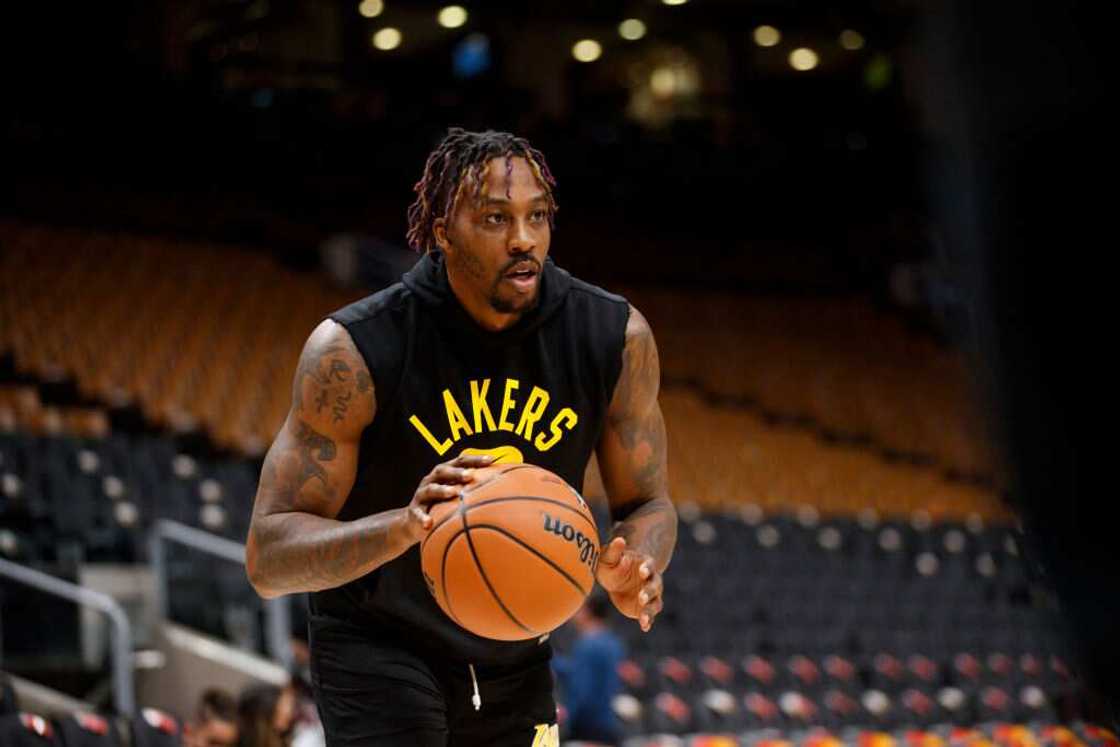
[595,536,663,632]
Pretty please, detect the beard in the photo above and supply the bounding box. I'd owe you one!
[488,255,542,314]
[488,280,540,314]
[448,244,541,315]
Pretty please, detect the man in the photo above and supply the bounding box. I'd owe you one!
[553,595,626,745]
[246,128,677,746]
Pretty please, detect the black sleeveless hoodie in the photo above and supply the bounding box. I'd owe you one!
[311,251,630,667]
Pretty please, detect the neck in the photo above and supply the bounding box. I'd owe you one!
[445,266,523,333]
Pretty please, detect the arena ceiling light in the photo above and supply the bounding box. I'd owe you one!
[438,6,468,29]
[753,25,780,47]
[789,47,819,71]
[358,0,383,18]
[571,39,602,63]
[649,63,700,99]
[661,0,688,6]
[618,18,647,41]
[839,29,865,51]
[372,27,402,51]
[650,67,675,97]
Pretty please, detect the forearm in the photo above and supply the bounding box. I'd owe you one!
[611,495,677,572]
[247,507,413,598]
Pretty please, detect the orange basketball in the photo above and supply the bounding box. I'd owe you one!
[420,463,600,641]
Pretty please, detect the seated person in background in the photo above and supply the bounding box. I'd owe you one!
[553,594,626,746]
[184,689,239,747]
[237,684,294,747]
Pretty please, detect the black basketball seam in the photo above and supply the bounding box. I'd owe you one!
[459,504,538,637]
[439,532,468,629]
[421,492,466,554]
[421,471,594,547]
[467,523,591,598]
[462,496,598,534]
[494,463,537,474]
[420,465,527,547]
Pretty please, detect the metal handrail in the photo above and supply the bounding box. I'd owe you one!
[0,558,136,716]
[148,519,292,669]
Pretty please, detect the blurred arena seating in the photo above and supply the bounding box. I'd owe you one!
[2,223,1082,744]
[0,693,182,747]
[601,507,1080,739]
[0,221,1005,520]
[0,222,357,456]
[653,390,1004,521]
[631,288,1000,489]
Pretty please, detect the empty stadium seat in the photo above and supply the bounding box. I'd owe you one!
[54,713,123,747]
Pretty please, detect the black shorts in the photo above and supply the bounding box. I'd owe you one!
[309,616,558,746]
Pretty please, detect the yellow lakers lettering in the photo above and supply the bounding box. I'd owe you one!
[409,378,578,455]
[531,724,559,747]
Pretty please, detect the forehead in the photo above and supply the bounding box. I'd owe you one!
[476,155,543,200]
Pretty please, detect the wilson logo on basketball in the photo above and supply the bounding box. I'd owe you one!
[542,514,599,571]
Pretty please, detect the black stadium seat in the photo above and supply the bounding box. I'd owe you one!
[0,713,61,747]
[130,709,180,747]
[55,713,123,747]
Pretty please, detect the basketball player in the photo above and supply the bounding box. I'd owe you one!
[246,128,678,746]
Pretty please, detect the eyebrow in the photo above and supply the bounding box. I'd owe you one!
[479,193,549,207]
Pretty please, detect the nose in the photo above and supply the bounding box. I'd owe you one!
[507,217,535,255]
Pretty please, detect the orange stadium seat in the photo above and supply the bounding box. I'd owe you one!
[1,221,1005,519]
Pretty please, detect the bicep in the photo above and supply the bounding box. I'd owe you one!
[596,306,670,513]
[252,320,375,521]
[254,413,360,520]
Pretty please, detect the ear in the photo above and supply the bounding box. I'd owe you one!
[433,217,452,254]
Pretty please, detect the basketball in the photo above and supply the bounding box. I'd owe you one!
[420,463,600,641]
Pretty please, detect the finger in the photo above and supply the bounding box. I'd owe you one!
[450,454,497,468]
[640,595,663,632]
[418,483,461,505]
[640,572,663,603]
[598,536,627,568]
[427,465,477,485]
[638,561,652,581]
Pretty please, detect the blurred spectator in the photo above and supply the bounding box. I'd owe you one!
[553,594,625,746]
[184,689,238,747]
[237,685,294,747]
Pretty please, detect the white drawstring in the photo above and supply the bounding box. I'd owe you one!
[468,664,481,711]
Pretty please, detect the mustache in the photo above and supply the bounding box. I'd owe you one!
[500,256,541,275]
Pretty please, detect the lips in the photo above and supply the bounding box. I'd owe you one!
[502,261,539,294]
[503,260,540,279]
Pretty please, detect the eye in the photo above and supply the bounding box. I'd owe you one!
[485,212,506,225]
[530,209,548,222]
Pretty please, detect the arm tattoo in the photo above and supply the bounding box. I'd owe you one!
[328,359,351,382]
[601,307,677,571]
[609,311,669,499]
[332,390,353,423]
[291,334,371,430]
[613,497,677,569]
[296,419,335,475]
[292,341,354,411]
[245,322,392,598]
[258,419,336,513]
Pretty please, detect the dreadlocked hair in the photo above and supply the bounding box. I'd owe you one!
[406,127,559,253]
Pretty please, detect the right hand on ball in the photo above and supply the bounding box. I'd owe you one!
[404,453,496,543]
